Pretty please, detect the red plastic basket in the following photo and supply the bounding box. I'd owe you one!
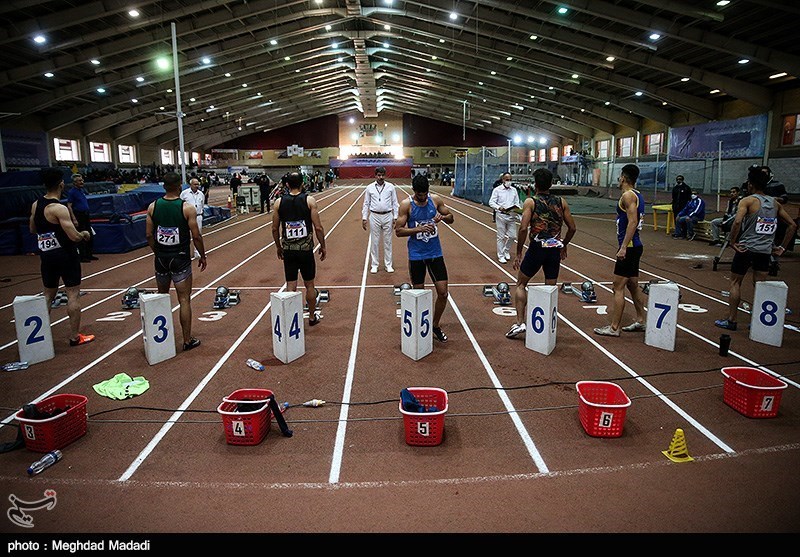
[576,381,631,438]
[721,367,787,419]
[15,394,88,453]
[217,389,274,446]
[399,387,448,446]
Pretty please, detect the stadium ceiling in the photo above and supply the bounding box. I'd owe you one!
[0,0,798,150]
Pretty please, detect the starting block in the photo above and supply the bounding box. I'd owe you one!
[393,283,412,305]
[483,282,512,306]
[213,286,241,309]
[303,288,330,310]
[50,290,68,308]
[641,280,682,301]
[121,287,154,309]
[561,281,596,303]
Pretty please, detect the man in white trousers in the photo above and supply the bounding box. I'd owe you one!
[489,172,521,263]
[180,177,206,260]
[362,166,399,273]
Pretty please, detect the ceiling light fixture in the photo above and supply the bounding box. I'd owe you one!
[449,13,457,20]
[325,25,332,31]
[606,56,615,62]
[96,87,105,93]
[557,7,568,14]
[680,77,690,82]
[202,57,211,64]
[649,33,661,40]
[738,58,749,64]
[270,39,278,45]
[224,72,231,77]
[770,72,788,79]
[33,35,46,44]
[128,9,140,17]
[710,89,720,94]
[131,99,138,103]
[44,72,54,78]
[90,59,100,65]
[136,76,144,82]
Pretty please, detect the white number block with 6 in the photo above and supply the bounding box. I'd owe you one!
[526,285,558,356]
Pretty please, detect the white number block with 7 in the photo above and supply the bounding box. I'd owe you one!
[400,289,433,361]
[645,283,679,351]
[271,291,305,364]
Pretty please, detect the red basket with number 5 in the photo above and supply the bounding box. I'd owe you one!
[399,387,448,446]
[217,389,273,445]
[576,381,631,438]
[721,367,787,418]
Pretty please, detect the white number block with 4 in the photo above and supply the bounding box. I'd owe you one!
[140,293,176,365]
[401,289,433,361]
[13,295,55,365]
[750,281,787,347]
[525,285,558,355]
[645,283,679,351]
[271,291,305,364]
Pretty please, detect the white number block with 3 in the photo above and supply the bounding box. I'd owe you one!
[271,291,305,364]
[401,289,433,361]
[525,285,558,355]
[750,281,787,347]
[140,293,176,365]
[645,283,679,351]
[13,295,55,365]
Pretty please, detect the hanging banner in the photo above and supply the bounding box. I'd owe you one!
[668,114,768,160]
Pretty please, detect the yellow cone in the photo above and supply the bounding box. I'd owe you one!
[662,428,694,463]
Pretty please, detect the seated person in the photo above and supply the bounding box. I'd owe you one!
[673,190,706,240]
[709,185,741,246]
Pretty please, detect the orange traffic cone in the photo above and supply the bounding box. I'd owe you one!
[227,195,232,209]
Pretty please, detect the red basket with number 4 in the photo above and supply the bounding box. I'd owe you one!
[217,389,274,445]
[721,367,787,418]
[576,381,631,438]
[15,394,88,452]
[399,387,448,446]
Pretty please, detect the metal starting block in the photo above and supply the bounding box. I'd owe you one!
[303,288,330,310]
[482,282,512,305]
[393,283,412,305]
[50,290,68,308]
[213,286,241,309]
[640,279,682,300]
[121,287,154,309]
[561,281,597,303]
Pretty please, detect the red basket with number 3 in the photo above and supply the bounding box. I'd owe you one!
[217,389,274,445]
[721,367,787,418]
[15,394,88,452]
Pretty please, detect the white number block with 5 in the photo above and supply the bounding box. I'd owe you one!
[645,283,679,351]
[401,289,433,361]
[271,291,305,364]
[526,285,558,356]
[13,295,55,365]
[750,281,787,347]
[140,293,176,365]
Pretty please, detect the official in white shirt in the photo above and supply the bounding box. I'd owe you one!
[180,178,206,259]
[361,166,399,273]
[488,172,521,263]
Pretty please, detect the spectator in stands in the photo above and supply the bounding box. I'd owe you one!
[673,189,706,240]
[146,172,207,352]
[709,186,741,246]
[66,173,97,262]
[30,168,94,347]
[671,175,692,216]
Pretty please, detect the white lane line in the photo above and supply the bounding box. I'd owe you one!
[328,237,371,484]
[119,189,366,482]
[441,210,736,454]
[448,294,549,473]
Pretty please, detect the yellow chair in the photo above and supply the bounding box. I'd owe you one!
[651,204,675,235]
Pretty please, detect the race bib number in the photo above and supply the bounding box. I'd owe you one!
[755,217,777,235]
[285,220,308,239]
[37,232,61,252]
[538,237,563,248]
[156,225,179,246]
[414,219,438,242]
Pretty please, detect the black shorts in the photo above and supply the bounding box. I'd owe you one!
[283,250,316,282]
[409,256,448,285]
[731,250,771,275]
[613,245,643,278]
[155,255,192,287]
[519,243,562,280]
[40,250,82,289]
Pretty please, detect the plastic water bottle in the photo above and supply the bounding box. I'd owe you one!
[245,358,265,371]
[27,450,62,476]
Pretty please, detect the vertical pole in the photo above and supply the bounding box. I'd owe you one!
[717,140,723,212]
[481,147,486,206]
[654,150,660,204]
[0,129,6,172]
[507,138,512,172]
[665,126,671,191]
[171,22,187,185]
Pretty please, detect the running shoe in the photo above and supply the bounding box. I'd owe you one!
[714,319,737,331]
[593,325,620,337]
[505,323,526,338]
[432,326,447,342]
[309,312,323,326]
[69,333,95,346]
[621,321,646,332]
[183,337,201,351]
